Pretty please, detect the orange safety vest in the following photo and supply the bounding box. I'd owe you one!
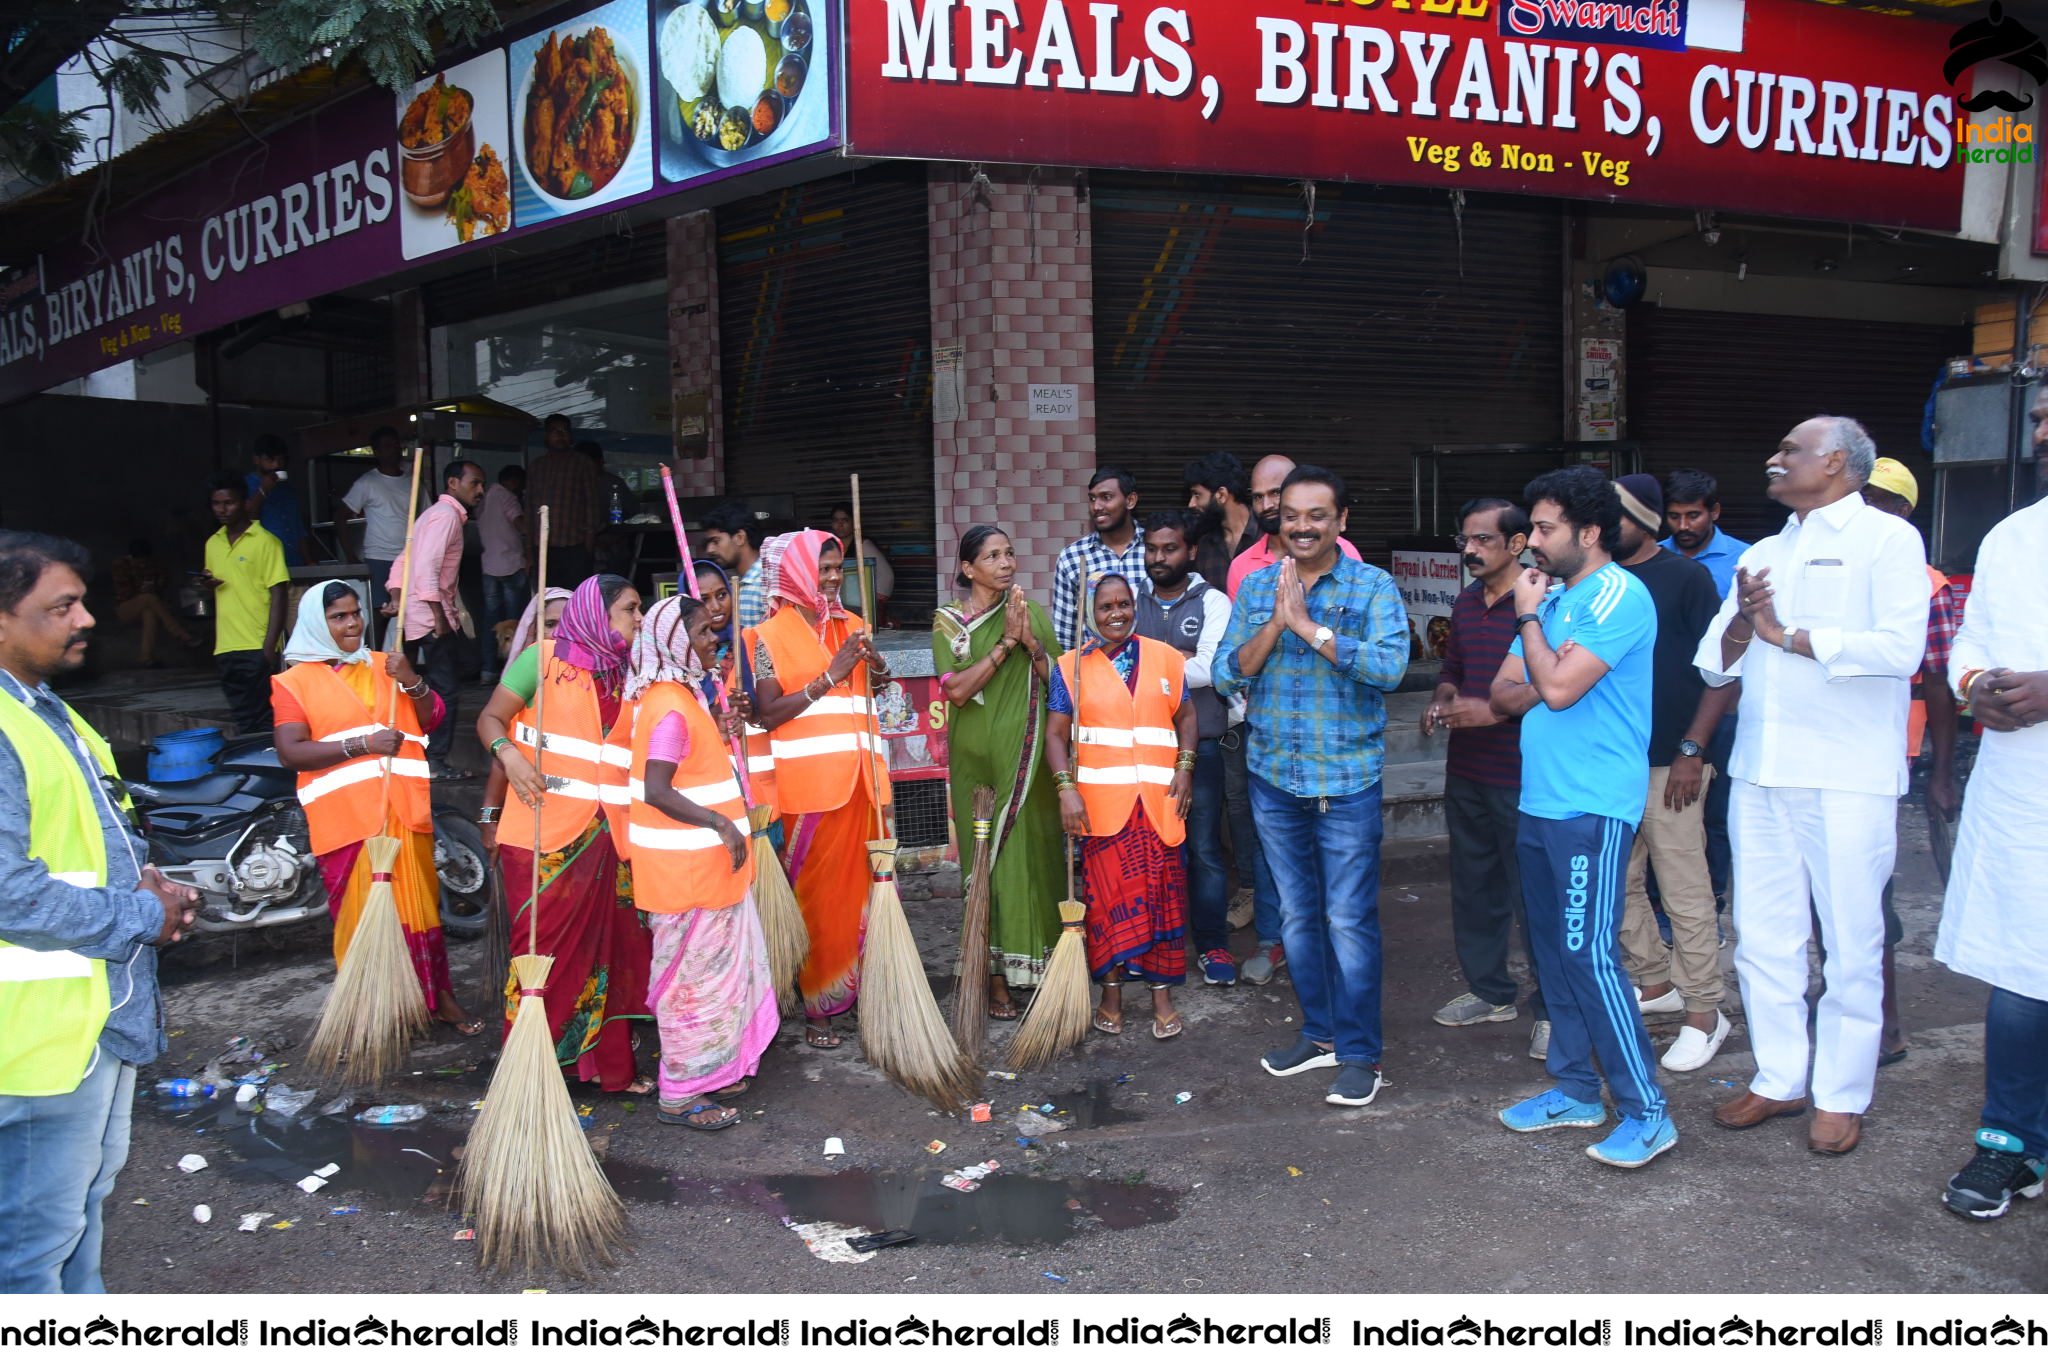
[1907,564,1950,760]
[724,651,777,818]
[498,641,633,855]
[626,681,752,913]
[1057,637,1186,846]
[275,657,431,855]
[745,606,893,816]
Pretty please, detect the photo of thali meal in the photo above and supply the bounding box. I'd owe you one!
[396,53,513,260]
[510,0,654,225]
[656,0,830,181]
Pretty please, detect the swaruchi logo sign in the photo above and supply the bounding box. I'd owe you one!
[1503,0,1689,52]
[845,0,1962,230]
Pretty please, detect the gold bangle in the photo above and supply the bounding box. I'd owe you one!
[1726,625,1754,644]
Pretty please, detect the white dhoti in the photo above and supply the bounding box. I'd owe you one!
[1937,728,2048,1003]
[1730,780,1897,1114]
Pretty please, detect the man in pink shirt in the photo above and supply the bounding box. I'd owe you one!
[389,459,486,777]
[1227,454,1362,597]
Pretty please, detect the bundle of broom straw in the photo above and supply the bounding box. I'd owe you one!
[457,512,624,1276]
[1006,577,1096,1071]
[306,447,431,1087]
[951,786,997,1059]
[847,474,978,1110]
[656,462,807,1017]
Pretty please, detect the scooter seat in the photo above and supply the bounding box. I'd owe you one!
[124,771,245,808]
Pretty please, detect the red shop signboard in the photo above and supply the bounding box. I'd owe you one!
[876,674,951,780]
[845,0,1964,230]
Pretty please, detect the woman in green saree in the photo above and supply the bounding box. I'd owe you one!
[933,525,1065,1017]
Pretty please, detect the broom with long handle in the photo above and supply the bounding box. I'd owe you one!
[659,465,806,1014]
[848,475,979,1109]
[459,511,624,1276]
[307,442,432,1086]
[1007,574,1095,1071]
[951,785,997,1058]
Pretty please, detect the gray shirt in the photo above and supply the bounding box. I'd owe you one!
[0,671,165,1070]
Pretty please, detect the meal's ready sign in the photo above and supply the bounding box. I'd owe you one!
[1027,383,1079,421]
[0,0,840,404]
[845,0,1961,229]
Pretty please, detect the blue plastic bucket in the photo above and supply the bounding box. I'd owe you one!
[147,727,223,783]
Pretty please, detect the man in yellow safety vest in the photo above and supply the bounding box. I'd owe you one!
[0,532,197,1292]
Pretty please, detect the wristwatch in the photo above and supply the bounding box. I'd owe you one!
[1515,613,1542,629]
[1676,739,1704,759]
[1311,626,1333,651]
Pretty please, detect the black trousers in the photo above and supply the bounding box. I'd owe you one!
[216,650,274,735]
[404,633,464,765]
[1445,772,1545,1018]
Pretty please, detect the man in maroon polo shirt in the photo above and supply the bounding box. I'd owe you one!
[1423,497,1549,1059]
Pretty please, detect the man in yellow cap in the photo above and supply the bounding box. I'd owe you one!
[1862,455,1961,1067]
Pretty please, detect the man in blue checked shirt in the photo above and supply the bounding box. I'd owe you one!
[1213,465,1408,1108]
[1488,466,1674,1170]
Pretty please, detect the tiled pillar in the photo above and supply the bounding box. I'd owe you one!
[929,167,1098,603]
[391,288,429,407]
[666,210,723,498]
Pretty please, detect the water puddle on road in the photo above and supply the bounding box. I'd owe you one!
[151,1096,466,1206]
[610,1168,1179,1247]
[1041,1079,1140,1130]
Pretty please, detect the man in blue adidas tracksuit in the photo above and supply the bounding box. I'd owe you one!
[1488,466,1673,1168]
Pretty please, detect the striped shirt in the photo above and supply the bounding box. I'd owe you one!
[1052,526,1148,650]
[1439,579,1523,789]
[1212,555,1410,798]
[736,559,771,633]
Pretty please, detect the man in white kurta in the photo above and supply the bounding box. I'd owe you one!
[1692,417,1927,1157]
[1935,486,2048,1220]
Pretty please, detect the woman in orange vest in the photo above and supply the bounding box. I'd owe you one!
[1046,573,1197,1040]
[697,556,778,826]
[271,580,480,1034]
[624,595,777,1132]
[740,530,892,1051]
[476,575,652,1093]
[477,587,570,856]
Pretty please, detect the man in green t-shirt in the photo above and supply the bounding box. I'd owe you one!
[199,472,288,734]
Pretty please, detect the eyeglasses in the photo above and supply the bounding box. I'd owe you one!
[1452,533,1503,550]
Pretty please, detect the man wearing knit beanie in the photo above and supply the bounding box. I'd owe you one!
[1613,473,1739,1071]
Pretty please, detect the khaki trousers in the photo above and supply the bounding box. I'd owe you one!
[1619,764,1725,1013]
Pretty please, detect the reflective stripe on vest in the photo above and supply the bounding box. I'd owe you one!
[278,658,432,853]
[728,654,777,819]
[498,642,631,854]
[0,692,117,1097]
[1059,639,1186,846]
[748,608,892,815]
[626,681,751,912]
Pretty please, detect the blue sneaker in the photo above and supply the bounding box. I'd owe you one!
[1324,1064,1383,1107]
[1199,949,1238,986]
[1261,1038,1338,1077]
[1586,1113,1678,1169]
[1499,1088,1606,1133]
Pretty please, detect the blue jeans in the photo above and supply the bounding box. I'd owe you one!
[1249,775,1385,1065]
[481,571,530,675]
[1183,738,1229,954]
[1984,987,2048,1159]
[1519,813,1667,1124]
[1222,723,1283,946]
[0,1054,136,1292]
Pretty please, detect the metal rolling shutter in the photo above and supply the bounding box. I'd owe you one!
[1091,175,1565,562]
[717,166,936,626]
[1626,308,1965,543]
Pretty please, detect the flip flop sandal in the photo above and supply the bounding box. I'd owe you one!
[658,1103,740,1131]
[444,1017,486,1037]
[805,1024,842,1050]
[624,1075,657,1095]
[987,1001,1021,1021]
[1152,1017,1183,1041]
[711,1079,750,1097]
[1091,1011,1123,1036]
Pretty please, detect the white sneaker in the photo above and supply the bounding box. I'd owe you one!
[1528,1020,1551,1060]
[1660,1012,1732,1072]
[1635,985,1684,1015]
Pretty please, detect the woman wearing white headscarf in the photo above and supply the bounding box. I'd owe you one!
[625,595,777,1131]
[270,579,480,1033]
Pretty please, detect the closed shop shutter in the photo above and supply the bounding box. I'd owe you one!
[1626,308,1964,543]
[420,229,667,328]
[717,166,936,626]
[1092,175,1565,562]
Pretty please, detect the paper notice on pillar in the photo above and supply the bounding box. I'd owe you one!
[932,344,963,424]
[1578,338,1620,441]
[1027,384,1079,422]
[396,49,512,260]
[509,0,657,228]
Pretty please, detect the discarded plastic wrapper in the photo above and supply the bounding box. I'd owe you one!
[192,1205,211,1224]
[1174,1091,1193,1104]
[781,1216,877,1264]
[986,1070,1018,1081]
[177,1153,207,1174]
[328,1206,360,1215]
[234,1083,259,1107]
[940,1175,980,1193]
[925,1140,947,1154]
[263,1083,317,1119]
[453,1228,476,1241]
[1043,1272,1067,1283]
[969,1103,992,1122]
[822,1137,845,1157]
[269,1220,295,1231]
[1114,1074,1134,1085]
[1286,1166,1304,1177]
[355,1104,428,1125]
[238,1212,273,1232]
[296,1175,328,1194]
[313,1163,339,1178]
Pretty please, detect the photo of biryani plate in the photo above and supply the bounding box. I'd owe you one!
[516,24,640,206]
[657,0,816,167]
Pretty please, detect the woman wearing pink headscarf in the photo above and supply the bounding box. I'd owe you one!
[739,530,892,1050]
